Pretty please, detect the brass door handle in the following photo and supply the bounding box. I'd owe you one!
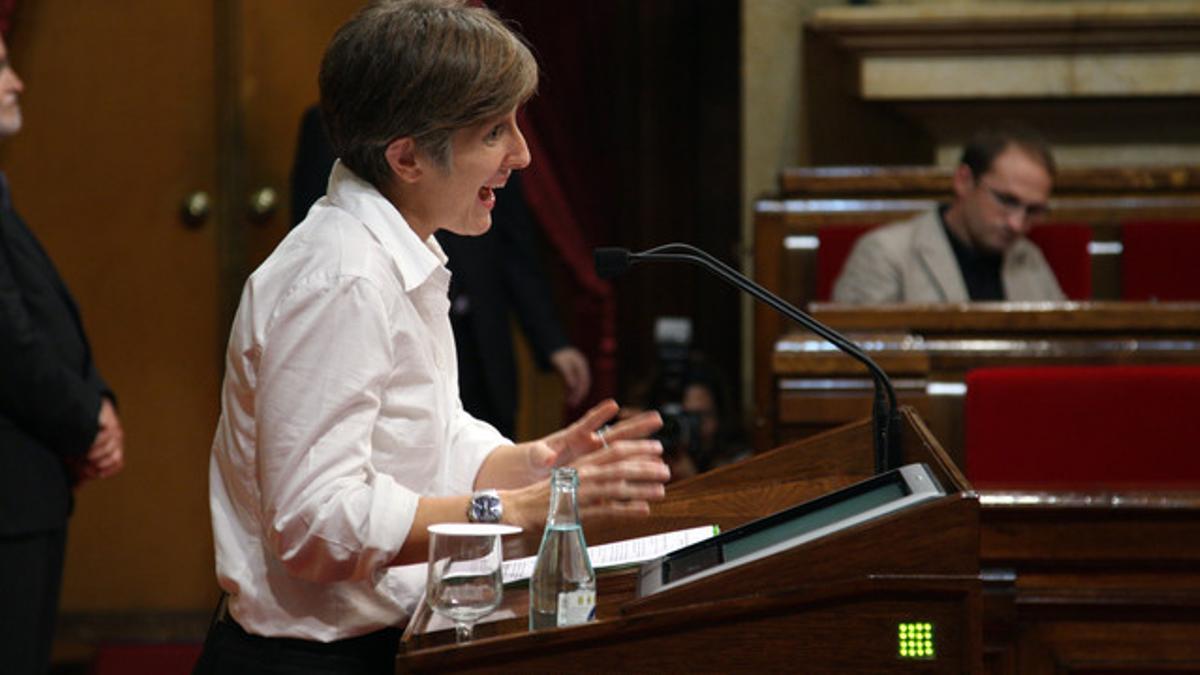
[181,191,211,228]
[247,187,279,223]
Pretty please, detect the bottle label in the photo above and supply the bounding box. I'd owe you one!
[556,589,596,627]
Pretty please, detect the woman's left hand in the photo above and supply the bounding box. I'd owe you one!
[535,399,669,514]
[520,399,662,469]
[479,399,669,531]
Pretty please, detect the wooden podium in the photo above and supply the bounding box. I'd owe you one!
[396,409,982,673]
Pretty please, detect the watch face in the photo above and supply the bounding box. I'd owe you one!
[470,491,502,523]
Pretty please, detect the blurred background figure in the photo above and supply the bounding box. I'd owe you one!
[0,32,124,675]
[632,317,750,481]
[833,125,1063,304]
[291,104,590,438]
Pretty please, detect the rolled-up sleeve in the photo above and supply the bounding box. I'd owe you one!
[445,400,507,493]
[255,273,417,583]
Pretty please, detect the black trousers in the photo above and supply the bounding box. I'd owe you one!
[193,612,401,675]
[0,527,67,675]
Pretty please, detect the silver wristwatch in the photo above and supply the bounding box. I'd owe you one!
[467,489,503,523]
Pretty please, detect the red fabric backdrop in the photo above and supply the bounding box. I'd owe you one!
[491,1,628,414]
[1027,222,1092,300]
[965,365,1200,488]
[816,224,875,301]
[1121,219,1200,301]
[0,0,15,36]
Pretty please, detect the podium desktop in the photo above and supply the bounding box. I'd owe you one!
[639,463,944,597]
[396,408,981,673]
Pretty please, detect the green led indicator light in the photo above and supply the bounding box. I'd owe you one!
[897,622,935,660]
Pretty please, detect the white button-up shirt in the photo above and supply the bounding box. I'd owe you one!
[208,162,508,641]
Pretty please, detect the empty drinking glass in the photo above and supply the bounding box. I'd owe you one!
[425,523,520,643]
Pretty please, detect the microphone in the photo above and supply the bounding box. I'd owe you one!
[595,243,900,474]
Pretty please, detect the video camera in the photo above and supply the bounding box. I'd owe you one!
[648,317,706,467]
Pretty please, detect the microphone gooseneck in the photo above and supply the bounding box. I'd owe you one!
[595,243,900,474]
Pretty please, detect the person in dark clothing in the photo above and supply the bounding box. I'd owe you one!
[0,33,125,675]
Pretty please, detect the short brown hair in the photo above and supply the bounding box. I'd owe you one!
[960,124,1056,180]
[319,0,538,188]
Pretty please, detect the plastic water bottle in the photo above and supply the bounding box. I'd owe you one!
[529,467,596,629]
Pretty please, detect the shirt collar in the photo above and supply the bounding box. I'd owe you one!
[325,160,448,292]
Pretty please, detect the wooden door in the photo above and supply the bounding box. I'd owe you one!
[234,1,363,273]
[0,0,222,622]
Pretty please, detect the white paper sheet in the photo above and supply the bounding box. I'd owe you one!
[502,524,719,585]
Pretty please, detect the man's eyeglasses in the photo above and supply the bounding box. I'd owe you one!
[981,183,1049,220]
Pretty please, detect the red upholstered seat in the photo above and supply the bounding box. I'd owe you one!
[965,366,1200,489]
[1121,219,1200,301]
[90,642,203,675]
[815,224,877,301]
[1027,222,1092,300]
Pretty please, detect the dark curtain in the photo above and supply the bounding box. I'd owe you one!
[490,1,629,417]
[492,0,742,421]
[0,0,18,35]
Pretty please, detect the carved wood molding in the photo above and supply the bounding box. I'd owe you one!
[808,3,1200,102]
[809,2,1200,55]
[807,301,1200,332]
[780,165,1200,196]
[980,490,1200,510]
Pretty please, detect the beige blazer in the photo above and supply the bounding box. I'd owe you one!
[831,210,1066,304]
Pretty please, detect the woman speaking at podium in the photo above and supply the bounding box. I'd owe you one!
[195,2,669,672]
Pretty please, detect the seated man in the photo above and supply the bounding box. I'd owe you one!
[833,126,1065,304]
